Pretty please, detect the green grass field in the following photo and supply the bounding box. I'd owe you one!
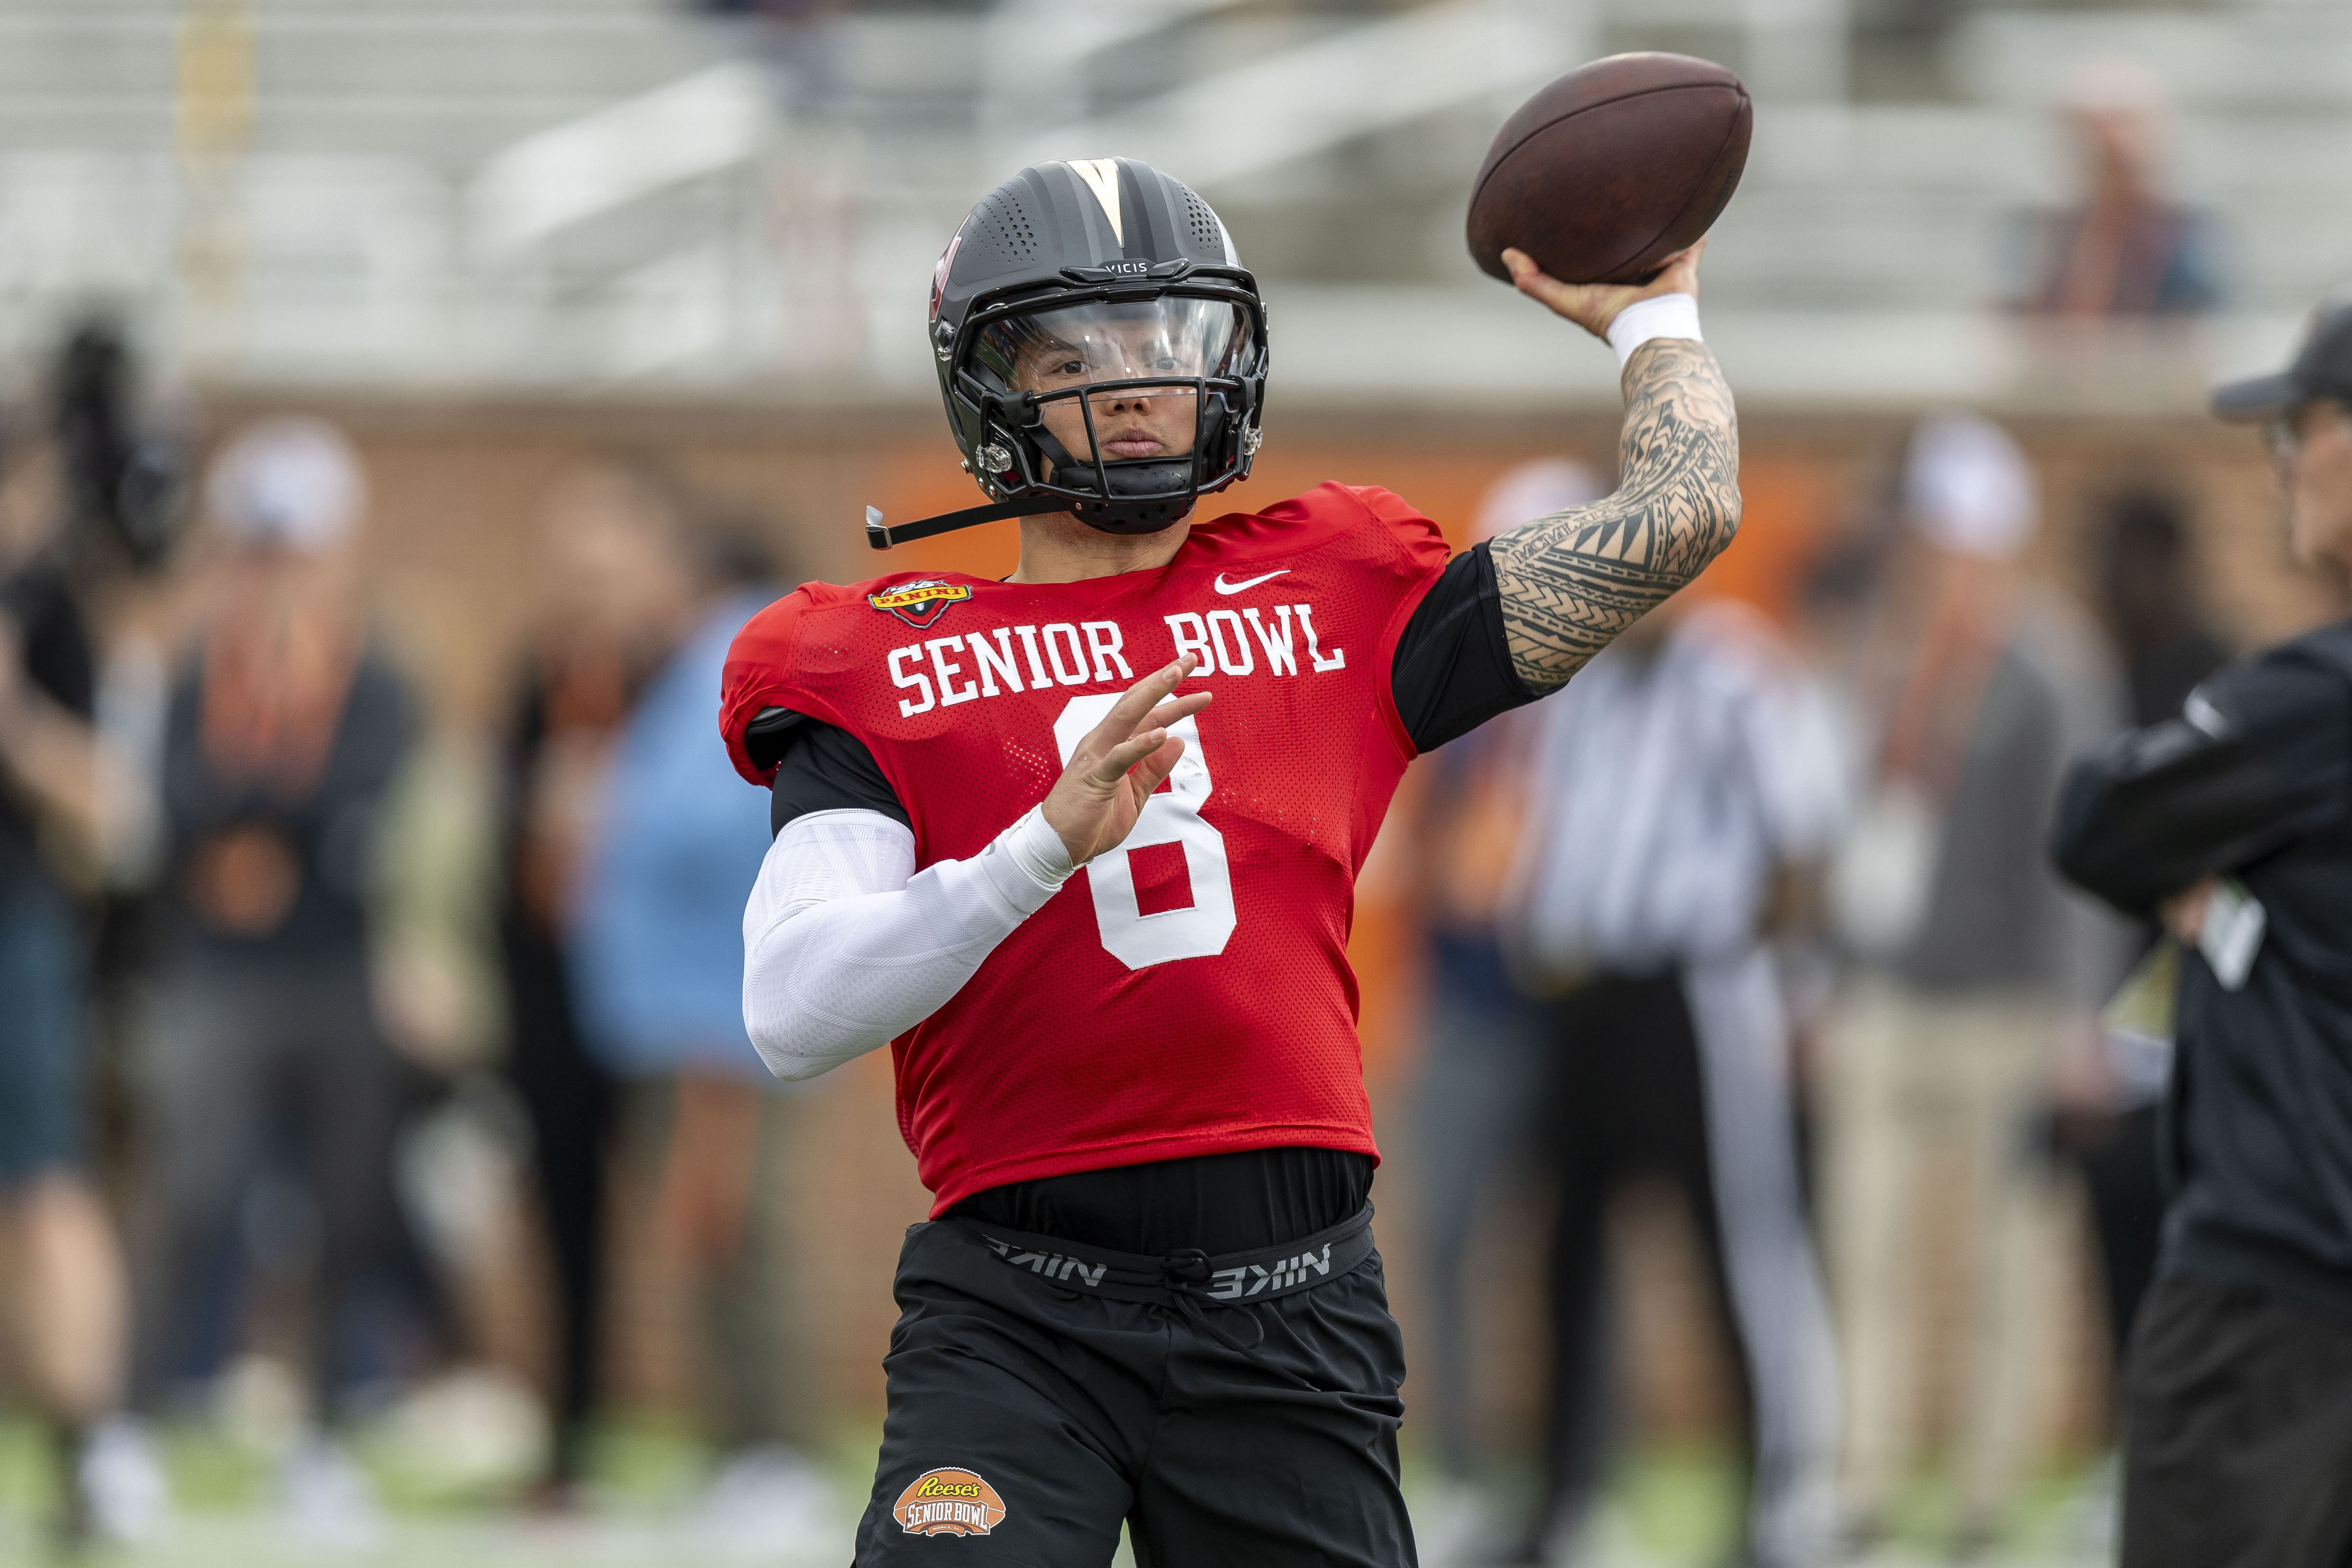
[0,1409,2114,1567]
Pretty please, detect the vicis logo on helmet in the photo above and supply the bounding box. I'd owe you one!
[894,1467,1007,1537]
[868,579,972,630]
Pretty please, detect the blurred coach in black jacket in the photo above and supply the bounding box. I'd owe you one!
[2053,296,2352,1567]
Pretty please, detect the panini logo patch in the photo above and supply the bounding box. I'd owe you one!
[894,1467,1006,1537]
[868,579,971,629]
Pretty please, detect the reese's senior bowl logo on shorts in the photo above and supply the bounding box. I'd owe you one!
[868,578,971,630]
[894,1467,1007,1537]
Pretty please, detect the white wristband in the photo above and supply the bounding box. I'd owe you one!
[1606,293,1702,371]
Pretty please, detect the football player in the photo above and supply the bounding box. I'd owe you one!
[721,158,1736,1566]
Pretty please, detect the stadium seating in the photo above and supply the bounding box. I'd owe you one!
[0,0,2343,404]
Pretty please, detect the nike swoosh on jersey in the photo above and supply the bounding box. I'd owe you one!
[1212,570,1290,594]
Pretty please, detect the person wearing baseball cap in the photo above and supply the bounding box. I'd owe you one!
[2210,291,2352,422]
[2212,295,2352,565]
[2053,296,2352,1563]
[132,417,425,1542]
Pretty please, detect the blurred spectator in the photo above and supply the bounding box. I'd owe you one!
[493,460,693,1503]
[0,416,152,1546]
[2098,489,2233,730]
[2010,59,2224,320]
[1403,461,1594,1561]
[1821,413,2130,1552]
[1501,596,1844,1568]
[562,486,828,1541]
[696,0,848,123]
[130,417,420,1540]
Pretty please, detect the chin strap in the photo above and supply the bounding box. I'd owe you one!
[865,498,1071,550]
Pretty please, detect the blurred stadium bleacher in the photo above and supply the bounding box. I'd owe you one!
[2,0,2347,407]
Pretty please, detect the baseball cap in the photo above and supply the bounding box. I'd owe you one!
[2212,294,2352,422]
[1903,412,2037,562]
[205,416,366,554]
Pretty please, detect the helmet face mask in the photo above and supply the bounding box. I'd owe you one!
[953,291,1262,535]
[923,158,1270,539]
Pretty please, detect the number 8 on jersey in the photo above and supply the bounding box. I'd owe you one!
[1052,694,1236,969]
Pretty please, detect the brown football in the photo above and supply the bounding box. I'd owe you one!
[1467,53,1751,286]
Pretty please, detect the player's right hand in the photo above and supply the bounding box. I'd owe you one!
[1503,237,1703,341]
[1043,654,1212,866]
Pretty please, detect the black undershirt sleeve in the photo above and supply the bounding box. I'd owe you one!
[1389,540,1537,753]
[754,706,911,837]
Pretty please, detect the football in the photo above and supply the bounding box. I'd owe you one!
[1467,53,1752,286]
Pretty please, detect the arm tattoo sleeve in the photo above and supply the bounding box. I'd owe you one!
[1487,338,1741,694]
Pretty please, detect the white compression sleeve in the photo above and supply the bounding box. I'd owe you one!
[740,805,1075,1081]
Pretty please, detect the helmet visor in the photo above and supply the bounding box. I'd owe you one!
[976,296,1253,401]
[971,295,1253,482]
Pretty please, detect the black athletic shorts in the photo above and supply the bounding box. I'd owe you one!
[852,1204,1416,1567]
[2121,1273,2352,1568]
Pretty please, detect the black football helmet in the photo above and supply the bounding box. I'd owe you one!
[865,158,1269,548]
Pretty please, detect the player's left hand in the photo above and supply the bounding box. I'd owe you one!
[1043,654,1212,865]
[1504,238,1704,341]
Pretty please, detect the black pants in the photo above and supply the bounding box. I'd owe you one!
[133,966,412,1410]
[1532,972,1756,1549]
[501,926,616,1483]
[2122,1273,2352,1567]
[2054,1102,2164,1367]
[853,1210,1414,1567]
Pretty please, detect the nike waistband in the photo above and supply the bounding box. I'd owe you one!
[948,1203,1377,1307]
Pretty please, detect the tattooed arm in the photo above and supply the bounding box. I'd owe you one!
[1486,243,1740,693]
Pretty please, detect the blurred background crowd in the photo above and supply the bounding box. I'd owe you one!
[0,0,2347,1565]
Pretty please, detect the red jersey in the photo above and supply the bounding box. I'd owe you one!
[721,483,1452,1214]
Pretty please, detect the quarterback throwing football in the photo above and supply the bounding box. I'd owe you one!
[721,158,1737,1565]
